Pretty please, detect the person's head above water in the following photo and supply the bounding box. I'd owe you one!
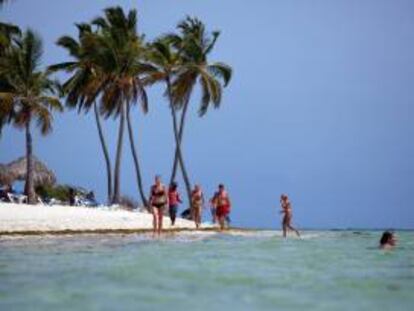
[281,194,288,201]
[155,175,161,186]
[379,231,396,248]
[194,184,201,191]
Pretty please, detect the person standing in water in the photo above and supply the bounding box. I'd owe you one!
[149,175,168,236]
[280,194,300,238]
[168,182,182,226]
[191,184,204,229]
[215,184,232,231]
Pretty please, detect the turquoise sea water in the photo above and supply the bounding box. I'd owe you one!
[0,230,413,311]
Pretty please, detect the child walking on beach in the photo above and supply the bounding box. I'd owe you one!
[168,182,182,226]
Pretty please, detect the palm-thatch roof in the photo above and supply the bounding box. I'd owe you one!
[0,156,56,187]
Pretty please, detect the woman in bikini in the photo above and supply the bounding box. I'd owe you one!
[149,176,168,236]
[191,184,204,229]
[280,194,300,238]
[215,184,231,231]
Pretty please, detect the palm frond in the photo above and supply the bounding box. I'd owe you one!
[91,16,108,29]
[56,35,80,58]
[35,104,53,135]
[38,96,64,112]
[47,61,78,73]
[207,62,232,87]
[204,31,220,56]
[22,29,43,75]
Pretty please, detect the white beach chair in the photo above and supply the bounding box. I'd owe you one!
[7,193,27,204]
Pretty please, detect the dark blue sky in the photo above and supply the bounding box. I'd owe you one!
[1,0,413,229]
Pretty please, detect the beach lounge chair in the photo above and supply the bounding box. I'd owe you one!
[7,193,27,204]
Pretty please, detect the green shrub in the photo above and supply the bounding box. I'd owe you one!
[36,184,71,202]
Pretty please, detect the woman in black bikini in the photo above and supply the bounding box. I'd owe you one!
[149,175,168,236]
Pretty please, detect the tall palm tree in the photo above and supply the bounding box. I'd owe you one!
[0,30,63,203]
[49,23,113,203]
[145,38,193,204]
[90,6,151,205]
[168,17,232,190]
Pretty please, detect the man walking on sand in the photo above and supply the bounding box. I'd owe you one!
[212,184,232,230]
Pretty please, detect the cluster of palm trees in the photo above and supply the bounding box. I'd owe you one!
[0,5,232,207]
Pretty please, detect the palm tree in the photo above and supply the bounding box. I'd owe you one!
[0,30,63,203]
[49,23,113,203]
[90,6,151,205]
[145,38,193,204]
[168,17,232,191]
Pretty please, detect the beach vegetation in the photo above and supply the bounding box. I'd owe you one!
[0,29,63,204]
[1,5,232,208]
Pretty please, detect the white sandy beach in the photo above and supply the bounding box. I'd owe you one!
[0,202,208,234]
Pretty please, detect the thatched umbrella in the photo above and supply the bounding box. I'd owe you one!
[0,156,56,187]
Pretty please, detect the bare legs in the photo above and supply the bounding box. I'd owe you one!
[218,216,226,231]
[193,206,201,229]
[169,206,176,226]
[282,222,287,238]
[282,216,300,238]
[289,224,300,237]
[152,206,164,236]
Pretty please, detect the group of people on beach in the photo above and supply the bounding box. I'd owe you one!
[147,175,305,239]
[149,176,232,235]
[147,175,305,238]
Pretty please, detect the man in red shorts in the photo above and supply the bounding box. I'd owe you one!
[214,184,232,230]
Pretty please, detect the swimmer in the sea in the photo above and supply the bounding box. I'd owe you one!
[379,231,396,249]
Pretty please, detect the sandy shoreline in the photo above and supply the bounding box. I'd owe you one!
[0,202,217,236]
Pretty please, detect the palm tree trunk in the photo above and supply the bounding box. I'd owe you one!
[24,118,36,204]
[167,79,192,205]
[170,142,180,183]
[170,102,187,183]
[126,102,148,209]
[112,102,125,204]
[176,101,193,205]
[94,101,112,204]
[169,79,182,185]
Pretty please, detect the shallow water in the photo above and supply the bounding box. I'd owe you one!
[0,231,413,311]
